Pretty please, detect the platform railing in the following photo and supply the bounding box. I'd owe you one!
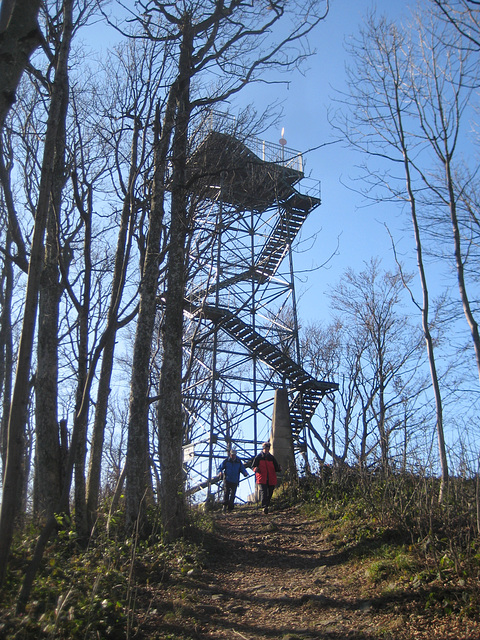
[204,110,304,173]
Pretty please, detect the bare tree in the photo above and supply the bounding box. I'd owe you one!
[0,90,30,479]
[407,13,480,385]
[301,320,353,465]
[0,0,75,586]
[432,0,480,50]
[124,69,177,538]
[0,186,16,478]
[302,262,432,473]
[1,0,108,537]
[34,0,75,518]
[84,104,143,533]
[2,71,68,519]
[332,13,450,498]
[329,260,425,471]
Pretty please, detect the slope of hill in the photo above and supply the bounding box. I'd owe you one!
[136,504,480,640]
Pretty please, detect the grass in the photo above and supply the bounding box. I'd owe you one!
[278,469,480,617]
[1,469,479,638]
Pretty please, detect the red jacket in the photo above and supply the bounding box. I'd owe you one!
[253,452,281,486]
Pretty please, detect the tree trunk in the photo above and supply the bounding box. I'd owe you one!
[157,23,193,542]
[73,200,91,544]
[34,97,69,517]
[444,150,480,384]
[0,229,14,473]
[125,98,175,535]
[0,0,41,132]
[403,158,448,501]
[0,0,73,586]
[86,120,140,533]
[0,137,27,472]
[34,205,62,518]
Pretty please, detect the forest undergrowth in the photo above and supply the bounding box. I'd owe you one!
[0,469,479,639]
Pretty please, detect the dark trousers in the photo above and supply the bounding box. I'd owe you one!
[223,481,238,511]
[259,484,275,508]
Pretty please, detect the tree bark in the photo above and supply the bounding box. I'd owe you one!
[72,190,92,544]
[125,98,175,535]
[34,206,62,518]
[86,121,139,533]
[424,54,480,384]
[396,90,448,501]
[157,21,193,541]
[0,0,73,586]
[447,171,480,383]
[0,229,14,473]
[34,91,69,518]
[0,0,41,132]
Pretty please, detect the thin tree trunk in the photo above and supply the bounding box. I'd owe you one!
[389,37,448,500]
[0,140,26,472]
[444,156,480,383]
[17,240,133,610]
[403,157,448,501]
[125,97,175,534]
[0,228,14,473]
[107,464,126,537]
[378,353,389,473]
[413,26,480,383]
[17,273,127,611]
[73,193,91,544]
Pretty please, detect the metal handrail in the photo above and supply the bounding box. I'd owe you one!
[204,110,304,173]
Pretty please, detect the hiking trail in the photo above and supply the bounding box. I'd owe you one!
[139,504,479,639]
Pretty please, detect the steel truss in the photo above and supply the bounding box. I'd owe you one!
[179,116,338,501]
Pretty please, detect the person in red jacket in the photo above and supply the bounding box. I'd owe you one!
[252,442,281,514]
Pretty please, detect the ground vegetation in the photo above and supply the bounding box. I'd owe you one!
[0,470,478,638]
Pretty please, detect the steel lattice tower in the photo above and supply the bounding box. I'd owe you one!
[178,113,338,501]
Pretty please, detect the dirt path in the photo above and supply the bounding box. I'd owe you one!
[198,505,397,640]
[140,504,480,640]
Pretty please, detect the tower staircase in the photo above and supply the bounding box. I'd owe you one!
[186,303,337,441]
[180,120,338,487]
[254,187,320,283]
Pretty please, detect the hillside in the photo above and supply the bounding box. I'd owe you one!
[1,494,479,639]
[135,504,480,640]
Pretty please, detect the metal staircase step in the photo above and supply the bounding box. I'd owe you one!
[185,295,337,442]
[195,303,336,392]
[254,194,320,282]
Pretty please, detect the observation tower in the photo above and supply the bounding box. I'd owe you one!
[176,112,338,501]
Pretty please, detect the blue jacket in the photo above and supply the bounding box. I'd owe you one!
[218,455,248,484]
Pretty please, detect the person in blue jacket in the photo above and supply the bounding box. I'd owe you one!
[217,448,248,513]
